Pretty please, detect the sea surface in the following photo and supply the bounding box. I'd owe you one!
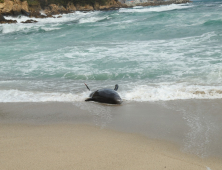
[0,0,222,102]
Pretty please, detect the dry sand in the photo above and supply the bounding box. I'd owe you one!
[0,123,220,170]
[0,101,222,169]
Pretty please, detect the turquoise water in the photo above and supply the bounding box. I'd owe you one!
[0,1,222,102]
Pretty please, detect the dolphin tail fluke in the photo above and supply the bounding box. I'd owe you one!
[114,84,118,91]
[84,83,90,91]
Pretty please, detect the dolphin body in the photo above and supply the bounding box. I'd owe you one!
[85,84,122,104]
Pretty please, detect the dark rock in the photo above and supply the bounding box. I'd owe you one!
[21,19,38,23]
[0,14,6,21]
[0,19,17,24]
[35,15,47,18]
[57,15,62,18]
[0,13,17,24]
[21,9,30,16]
[46,14,53,18]
[29,4,41,17]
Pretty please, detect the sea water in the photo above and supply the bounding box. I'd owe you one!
[0,0,222,102]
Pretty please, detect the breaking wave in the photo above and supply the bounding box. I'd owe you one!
[119,3,193,13]
[0,11,102,34]
[1,84,222,102]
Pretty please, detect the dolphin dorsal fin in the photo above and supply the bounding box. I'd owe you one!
[114,84,118,91]
[84,83,90,91]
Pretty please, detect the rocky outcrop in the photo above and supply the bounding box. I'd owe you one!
[76,4,94,11]
[1,0,13,14]
[12,0,22,15]
[93,2,100,10]
[0,13,5,20]
[99,0,127,10]
[0,0,128,18]
[0,13,17,23]
[0,0,29,15]
[49,4,66,14]
[28,3,41,17]
[66,2,76,12]
[21,1,29,14]
[0,2,5,12]
[43,4,68,15]
[174,0,191,4]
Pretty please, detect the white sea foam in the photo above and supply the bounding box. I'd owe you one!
[0,89,90,102]
[79,16,107,24]
[3,11,98,24]
[1,22,37,34]
[133,6,143,9]
[40,10,47,16]
[121,84,222,101]
[0,11,100,34]
[41,27,61,31]
[119,3,192,13]
[1,84,222,102]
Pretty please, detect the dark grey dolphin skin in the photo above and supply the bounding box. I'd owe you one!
[85,84,122,104]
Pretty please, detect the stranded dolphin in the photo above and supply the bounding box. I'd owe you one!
[84,84,122,104]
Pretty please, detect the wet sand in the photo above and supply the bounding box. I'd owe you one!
[0,100,222,169]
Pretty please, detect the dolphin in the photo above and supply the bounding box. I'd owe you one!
[84,84,122,104]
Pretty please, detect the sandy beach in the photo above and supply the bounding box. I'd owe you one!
[0,100,222,170]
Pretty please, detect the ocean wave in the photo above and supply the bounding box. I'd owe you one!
[0,11,100,34]
[79,16,108,24]
[203,19,222,26]
[133,6,143,9]
[119,3,192,13]
[121,84,222,101]
[3,11,99,24]
[1,84,222,102]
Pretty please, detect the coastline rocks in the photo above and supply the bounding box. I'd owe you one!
[117,1,127,8]
[0,19,17,23]
[174,0,191,4]
[0,0,129,18]
[1,0,13,14]
[66,2,76,12]
[0,0,29,15]
[99,0,127,10]
[76,4,94,11]
[93,2,100,10]
[0,13,5,20]
[0,0,191,20]
[12,3,22,15]
[21,1,29,15]
[44,4,67,15]
[0,2,5,12]
[29,4,41,17]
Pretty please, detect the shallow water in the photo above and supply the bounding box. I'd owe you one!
[0,1,222,102]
